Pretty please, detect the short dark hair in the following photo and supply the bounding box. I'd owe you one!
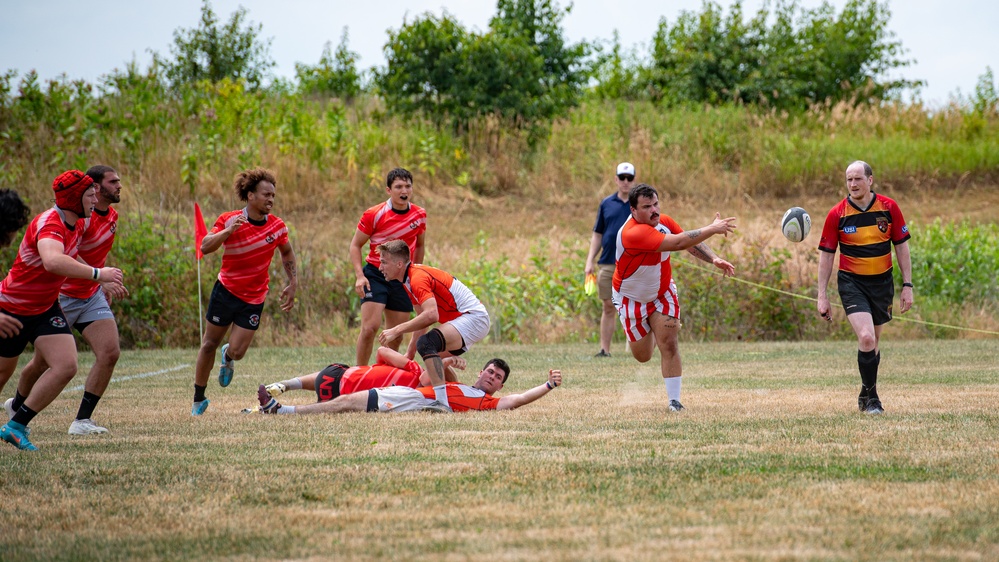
[0,188,31,248]
[233,168,277,201]
[386,168,413,187]
[85,165,116,185]
[484,358,511,383]
[376,239,411,262]
[628,183,658,208]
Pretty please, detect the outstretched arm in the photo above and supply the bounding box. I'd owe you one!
[496,369,562,411]
[685,242,735,276]
[656,213,736,252]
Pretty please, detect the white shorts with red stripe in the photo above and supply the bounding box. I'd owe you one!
[613,281,680,342]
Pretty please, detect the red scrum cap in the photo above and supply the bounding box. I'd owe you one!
[52,169,95,215]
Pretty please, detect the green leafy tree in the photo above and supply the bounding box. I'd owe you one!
[164,0,274,89]
[295,27,363,100]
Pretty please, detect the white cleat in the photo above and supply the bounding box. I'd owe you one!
[68,419,109,435]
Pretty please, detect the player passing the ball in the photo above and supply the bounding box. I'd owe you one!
[613,183,737,412]
[817,161,913,415]
[191,168,297,416]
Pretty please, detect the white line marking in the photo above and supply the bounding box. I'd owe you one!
[63,364,190,393]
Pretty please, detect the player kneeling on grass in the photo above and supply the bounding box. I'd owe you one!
[249,346,465,410]
[255,359,562,415]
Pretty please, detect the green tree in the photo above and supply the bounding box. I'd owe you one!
[164,0,274,89]
[295,27,363,101]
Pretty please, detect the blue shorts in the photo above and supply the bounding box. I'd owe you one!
[361,263,413,313]
[0,301,73,358]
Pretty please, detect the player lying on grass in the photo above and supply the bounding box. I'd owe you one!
[246,346,465,410]
[254,359,562,414]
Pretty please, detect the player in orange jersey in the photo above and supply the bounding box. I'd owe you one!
[254,346,466,408]
[374,239,490,413]
[191,168,297,416]
[255,358,562,415]
[349,168,427,366]
[817,161,913,415]
[1,171,126,450]
[11,166,126,436]
[613,183,736,412]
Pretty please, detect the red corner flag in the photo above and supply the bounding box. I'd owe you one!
[194,203,208,259]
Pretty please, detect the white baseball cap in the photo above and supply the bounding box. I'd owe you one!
[616,162,635,176]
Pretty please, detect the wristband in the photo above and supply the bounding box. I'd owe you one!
[902,282,913,288]
[546,381,555,390]
[92,267,100,281]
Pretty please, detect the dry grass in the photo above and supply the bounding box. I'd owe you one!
[2,340,997,560]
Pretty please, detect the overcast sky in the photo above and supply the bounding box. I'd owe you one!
[1,0,995,107]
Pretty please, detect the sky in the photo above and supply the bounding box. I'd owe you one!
[1,0,996,107]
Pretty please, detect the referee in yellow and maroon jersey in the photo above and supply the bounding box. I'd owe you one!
[817,161,913,415]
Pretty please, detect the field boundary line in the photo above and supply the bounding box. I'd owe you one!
[62,364,191,394]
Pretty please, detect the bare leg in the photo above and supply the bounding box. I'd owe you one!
[599,298,617,354]
[355,301,387,366]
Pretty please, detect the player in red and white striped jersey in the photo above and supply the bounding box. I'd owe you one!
[191,168,297,416]
[375,239,490,412]
[348,168,427,366]
[1,170,126,451]
[13,166,126,436]
[612,183,736,412]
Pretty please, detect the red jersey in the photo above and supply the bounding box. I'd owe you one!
[339,359,423,394]
[0,208,83,315]
[357,201,426,268]
[417,382,501,411]
[818,193,910,276]
[402,264,482,324]
[61,205,118,299]
[613,215,684,303]
[212,210,289,305]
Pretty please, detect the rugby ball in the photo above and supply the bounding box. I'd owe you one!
[781,207,811,243]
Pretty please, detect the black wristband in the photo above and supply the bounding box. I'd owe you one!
[545,381,555,390]
[902,282,913,288]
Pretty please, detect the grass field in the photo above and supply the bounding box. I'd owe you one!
[2,340,998,561]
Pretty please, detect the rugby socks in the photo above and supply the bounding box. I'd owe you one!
[277,405,296,414]
[76,391,101,421]
[664,377,682,402]
[10,390,27,413]
[858,349,879,398]
[433,384,450,407]
[11,404,38,427]
[193,384,207,403]
[279,378,303,391]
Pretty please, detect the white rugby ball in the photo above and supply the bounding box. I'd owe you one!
[781,207,811,243]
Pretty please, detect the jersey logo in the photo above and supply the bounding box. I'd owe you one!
[249,314,260,327]
[901,225,908,234]
[843,226,857,234]
[50,316,67,328]
[409,221,420,229]
[876,217,889,233]
[265,234,276,244]
[110,222,117,234]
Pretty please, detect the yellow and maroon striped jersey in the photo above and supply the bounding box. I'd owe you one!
[818,193,910,276]
[212,210,289,305]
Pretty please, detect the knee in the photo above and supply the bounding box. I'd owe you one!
[857,332,877,351]
[601,299,617,314]
[97,344,121,366]
[416,329,445,360]
[226,345,247,361]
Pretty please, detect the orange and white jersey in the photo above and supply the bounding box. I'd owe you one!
[357,200,426,268]
[402,263,483,324]
[0,208,83,315]
[612,215,684,303]
[212,210,289,305]
[61,205,118,300]
[416,383,501,411]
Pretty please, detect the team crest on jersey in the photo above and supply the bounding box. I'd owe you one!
[265,234,276,244]
[843,226,857,234]
[110,222,117,234]
[409,221,420,229]
[50,316,67,328]
[876,217,889,233]
[249,314,260,327]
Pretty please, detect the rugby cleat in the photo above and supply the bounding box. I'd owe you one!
[668,399,685,412]
[68,419,109,435]
[1,422,37,451]
[192,399,210,416]
[265,382,287,398]
[864,398,884,415]
[218,343,235,387]
[257,385,280,414]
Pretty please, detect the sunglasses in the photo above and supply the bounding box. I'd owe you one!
[617,174,635,182]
